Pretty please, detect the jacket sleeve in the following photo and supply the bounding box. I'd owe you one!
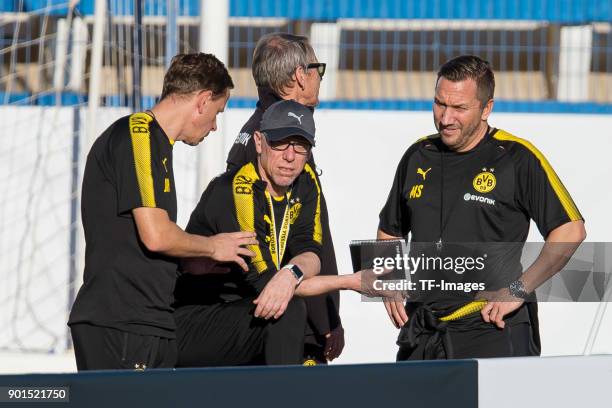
[304,191,342,336]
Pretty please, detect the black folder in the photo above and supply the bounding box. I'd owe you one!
[349,239,407,280]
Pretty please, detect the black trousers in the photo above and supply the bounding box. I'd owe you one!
[175,297,307,367]
[70,323,177,371]
[454,322,536,358]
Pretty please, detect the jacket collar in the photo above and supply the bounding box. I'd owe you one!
[256,87,316,114]
[256,87,283,111]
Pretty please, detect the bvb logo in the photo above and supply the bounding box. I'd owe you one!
[303,359,317,366]
[472,171,496,193]
[289,203,302,224]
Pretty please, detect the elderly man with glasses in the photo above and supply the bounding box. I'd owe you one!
[173,100,363,367]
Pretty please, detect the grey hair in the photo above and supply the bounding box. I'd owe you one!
[252,32,316,96]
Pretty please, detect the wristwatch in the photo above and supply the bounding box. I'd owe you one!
[508,279,529,299]
[283,264,304,286]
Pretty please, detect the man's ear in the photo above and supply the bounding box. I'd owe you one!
[294,65,307,90]
[481,99,494,121]
[196,90,213,114]
[254,131,263,154]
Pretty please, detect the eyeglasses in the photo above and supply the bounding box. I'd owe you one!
[306,62,326,79]
[269,140,312,155]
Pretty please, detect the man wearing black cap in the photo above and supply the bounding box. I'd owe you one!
[173,100,362,366]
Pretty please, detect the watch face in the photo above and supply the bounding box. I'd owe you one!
[510,280,526,298]
[291,265,304,279]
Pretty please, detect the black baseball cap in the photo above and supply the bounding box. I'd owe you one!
[260,100,316,146]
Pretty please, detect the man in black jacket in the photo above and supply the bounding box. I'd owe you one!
[226,32,343,364]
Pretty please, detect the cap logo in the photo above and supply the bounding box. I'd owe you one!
[287,112,304,125]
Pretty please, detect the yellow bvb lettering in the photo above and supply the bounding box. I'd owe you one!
[288,203,302,224]
[235,185,252,195]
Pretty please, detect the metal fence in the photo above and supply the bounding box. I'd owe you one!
[0,0,610,110]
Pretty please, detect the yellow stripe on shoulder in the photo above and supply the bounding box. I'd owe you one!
[493,129,582,221]
[303,163,323,245]
[417,133,440,143]
[232,163,267,273]
[129,112,156,207]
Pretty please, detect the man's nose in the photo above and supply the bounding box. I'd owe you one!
[440,107,455,125]
[283,145,296,161]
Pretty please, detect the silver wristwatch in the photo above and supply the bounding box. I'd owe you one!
[283,264,304,285]
[508,279,528,299]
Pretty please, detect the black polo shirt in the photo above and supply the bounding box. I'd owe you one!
[379,128,583,305]
[68,112,178,338]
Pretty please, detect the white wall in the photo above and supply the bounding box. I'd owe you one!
[0,107,610,372]
[479,355,612,408]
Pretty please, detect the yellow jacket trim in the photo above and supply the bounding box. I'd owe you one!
[232,163,267,273]
[129,113,156,207]
[302,164,323,245]
[493,130,581,222]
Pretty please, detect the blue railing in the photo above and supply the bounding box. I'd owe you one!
[1,1,610,113]
[2,93,610,115]
[4,0,611,23]
[229,0,611,23]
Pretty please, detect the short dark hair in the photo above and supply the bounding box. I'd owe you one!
[437,55,495,106]
[252,32,316,96]
[160,53,234,100]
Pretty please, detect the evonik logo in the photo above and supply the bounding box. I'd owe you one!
[463,193,495,206]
